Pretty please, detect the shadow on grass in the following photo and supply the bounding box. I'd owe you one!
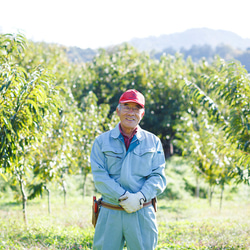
[0,201,21,210]
[18,232,93,249]
[158,205,182,213]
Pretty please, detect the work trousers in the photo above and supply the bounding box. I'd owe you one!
[93,205,158,250]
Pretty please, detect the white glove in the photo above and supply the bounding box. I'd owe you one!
[119,191,145,213]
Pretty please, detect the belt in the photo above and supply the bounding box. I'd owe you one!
[100,200,152,211]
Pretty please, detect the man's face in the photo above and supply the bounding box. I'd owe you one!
[116,102,144,131]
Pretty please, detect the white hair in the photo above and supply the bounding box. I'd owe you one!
[117,103,145,114]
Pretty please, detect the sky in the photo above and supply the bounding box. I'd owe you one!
[0,0,249,49]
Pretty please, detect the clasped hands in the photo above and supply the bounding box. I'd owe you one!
[119,191,145,213]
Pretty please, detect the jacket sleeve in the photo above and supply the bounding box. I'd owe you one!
[140,138,167,201]
[90,137,126,203]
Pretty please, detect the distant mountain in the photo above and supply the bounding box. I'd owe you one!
[128,28,250,52]
[67,46,97,63]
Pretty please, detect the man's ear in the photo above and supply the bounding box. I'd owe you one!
[141,110,145,119]
[116,107,120,116]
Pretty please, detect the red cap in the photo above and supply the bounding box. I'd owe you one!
[119,89,145,108]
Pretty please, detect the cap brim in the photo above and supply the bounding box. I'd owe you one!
[119,100,144,108]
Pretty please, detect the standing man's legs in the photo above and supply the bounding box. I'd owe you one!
[93,207,125,250]
[124,206,158,250]
[93,206,157,250]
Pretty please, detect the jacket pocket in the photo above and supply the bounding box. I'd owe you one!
[102,146,124,175]
[132,147,156,176]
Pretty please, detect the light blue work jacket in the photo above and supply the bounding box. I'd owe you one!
[90,123,166,205]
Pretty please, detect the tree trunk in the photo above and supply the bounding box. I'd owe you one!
[62,180,67,206]
[82,173,87,199]
[44,185,51,214]
[209,185,214,207]
[195,176,200,198]
[219,184,224,211]
[163,139,174,159]
[19,175,28,225]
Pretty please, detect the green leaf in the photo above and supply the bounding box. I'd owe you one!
[0,173,8,182]
[244,141,250,151]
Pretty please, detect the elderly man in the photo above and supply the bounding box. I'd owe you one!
[90,89,166,250]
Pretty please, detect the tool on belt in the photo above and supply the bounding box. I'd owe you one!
[92,196,157,228]
[92,196,102,228]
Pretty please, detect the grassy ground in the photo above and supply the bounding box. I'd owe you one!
[0,194,250,249]
[157,198,250,249]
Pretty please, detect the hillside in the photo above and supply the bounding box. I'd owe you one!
[128,28,250,52]
[2,27,249,70]
[66,28,250,68]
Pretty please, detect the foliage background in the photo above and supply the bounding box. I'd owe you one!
[0,32,250,249]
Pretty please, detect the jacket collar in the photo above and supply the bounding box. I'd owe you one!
[111,123,144,141]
